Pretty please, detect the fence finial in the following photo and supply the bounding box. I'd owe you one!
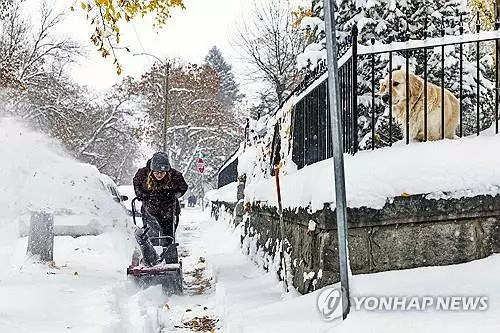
[476,11,481,33]
[424,16,428,38]
[459,14,464,35]
[351,24,359,39]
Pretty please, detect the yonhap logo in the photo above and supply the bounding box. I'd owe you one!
[316,286,346,321]
[316,286,489,320]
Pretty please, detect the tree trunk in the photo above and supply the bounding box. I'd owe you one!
[26,211,54,262]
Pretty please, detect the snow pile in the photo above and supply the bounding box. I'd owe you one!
[296,42,326,70]
[300,16,325,32]
[245,133,500,212]
[221,253,500,333]
[237,145,258,177]
[0,118,125,217]
[0,231,135,333]
[206,182,239,203]
[0,117,130,269]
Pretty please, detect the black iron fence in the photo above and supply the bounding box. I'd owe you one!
[217,153,238,188]
[291,14,500,170]
[292,53,356,169]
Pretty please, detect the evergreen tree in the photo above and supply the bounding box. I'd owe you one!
[205,46,240,110]
[335,0,410,148]
[405,0,495,137]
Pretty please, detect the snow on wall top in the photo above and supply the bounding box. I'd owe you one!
[244,128,500,212]
[205,181,238,203]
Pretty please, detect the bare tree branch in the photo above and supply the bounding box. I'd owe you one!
[232,0,304,110]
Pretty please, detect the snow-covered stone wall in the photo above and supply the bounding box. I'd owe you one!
[212,192,500,294]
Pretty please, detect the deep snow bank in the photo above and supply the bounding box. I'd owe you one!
[0,117,130,271]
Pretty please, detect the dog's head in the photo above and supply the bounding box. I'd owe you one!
[379,69,423,106]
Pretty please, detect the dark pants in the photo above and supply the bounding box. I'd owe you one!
[141,205,176,247]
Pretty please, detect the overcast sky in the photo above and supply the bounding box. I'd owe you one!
[49,0,254,93]
[23,0,310,103]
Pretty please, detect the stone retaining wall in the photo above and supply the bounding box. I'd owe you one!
[211,193,500,294]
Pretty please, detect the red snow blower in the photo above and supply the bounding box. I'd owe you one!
[126,196,183,295]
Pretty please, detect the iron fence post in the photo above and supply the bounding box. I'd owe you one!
[352,25,358,154]
[441,17,445,140]
[476,13,481,136]
[459,14,464,137]
[371,38,376,150]
[424,16,428,141]
[405,28,410,144]
[496,13,500,134]
[388,39,393,146]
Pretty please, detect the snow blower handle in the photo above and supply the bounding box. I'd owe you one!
[130,193,164,225]
[131,197,141,226]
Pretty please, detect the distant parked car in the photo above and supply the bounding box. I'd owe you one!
[18,164,130,238]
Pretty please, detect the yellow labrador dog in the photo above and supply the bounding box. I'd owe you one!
[379,69,459,141]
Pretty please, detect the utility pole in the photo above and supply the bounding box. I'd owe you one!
[162,62,170,153]
[133,53,170,152]
[324,0,351,319]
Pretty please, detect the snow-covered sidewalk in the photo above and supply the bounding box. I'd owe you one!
[2,208,500,333]
[0,231,135,333]
[204,211,500,333]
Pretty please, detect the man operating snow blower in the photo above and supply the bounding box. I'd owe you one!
[127,152,188,294]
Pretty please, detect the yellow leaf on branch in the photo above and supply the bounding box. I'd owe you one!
[76,0,185,75]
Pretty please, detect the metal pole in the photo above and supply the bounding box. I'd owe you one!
[323,0,350,319]
[133,53,169,152]
[163,62,169,152]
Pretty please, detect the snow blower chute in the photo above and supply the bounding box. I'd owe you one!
[126,196,183,295]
